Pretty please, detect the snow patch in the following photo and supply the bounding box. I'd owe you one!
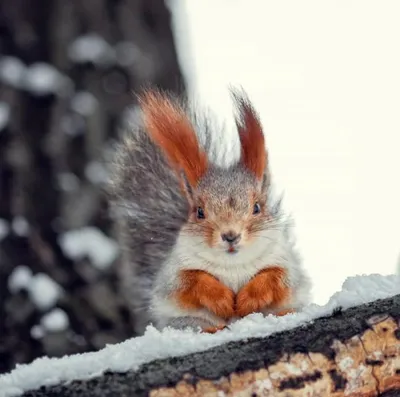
[1,273,399,397]
[85,161,108,185]
[41,308,69,332]
[71,92,98,116]
[28,273,62,311]
[0,218,10,241]
[0,58,72,95]
[0,102,10,130]
[339,357,353,371]
[11,217,29,237]
[8,266,33,293]
[68,34,115,66]
[30,326,45,340]
[0,56,26,88]
[8,267,62,310]
[59,227,119,270]
[23,63,72,96]
[57,172,80,192]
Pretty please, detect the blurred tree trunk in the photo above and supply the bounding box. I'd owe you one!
[0,0,185,374]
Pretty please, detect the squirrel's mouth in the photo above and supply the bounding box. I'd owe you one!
[227,246,239,254]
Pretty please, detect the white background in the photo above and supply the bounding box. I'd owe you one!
[171,0,400,305]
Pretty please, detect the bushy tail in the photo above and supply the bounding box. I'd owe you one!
[107,90,209,333]
[107,122,189,252]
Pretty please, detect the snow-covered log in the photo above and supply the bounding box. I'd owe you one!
[1,274,400,397]
[149,296,400,397]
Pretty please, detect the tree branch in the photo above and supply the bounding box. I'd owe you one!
[20,294,400,397]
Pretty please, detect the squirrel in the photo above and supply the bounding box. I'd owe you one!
[108,88,312,334]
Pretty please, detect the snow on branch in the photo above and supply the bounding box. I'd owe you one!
[1,274,400,397]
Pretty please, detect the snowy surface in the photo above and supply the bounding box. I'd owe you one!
[59,227,119,270]
[0,273,399,397]
[171,0,400,305]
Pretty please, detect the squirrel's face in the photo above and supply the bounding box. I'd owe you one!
[184,167,270,256]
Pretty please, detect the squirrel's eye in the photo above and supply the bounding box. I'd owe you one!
[196,207,205,219]
[253,202,261,215]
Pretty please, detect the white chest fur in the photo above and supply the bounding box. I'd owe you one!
[169,230,293,293]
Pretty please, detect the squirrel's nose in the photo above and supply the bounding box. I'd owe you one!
[221,232,241,244]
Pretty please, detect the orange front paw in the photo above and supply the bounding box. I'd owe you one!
[236,280,274,318]
[202,325,226,334]
[199,281,235,319]
[176,270,235,320]
[236,266,290,318]
[275,308,295,317]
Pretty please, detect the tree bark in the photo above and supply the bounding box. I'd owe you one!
[19,294,400,397]
[0,0,184,374]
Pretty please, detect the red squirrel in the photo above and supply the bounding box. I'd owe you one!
[108,88,312,334]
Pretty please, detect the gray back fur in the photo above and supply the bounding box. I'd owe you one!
[107,123,189,333]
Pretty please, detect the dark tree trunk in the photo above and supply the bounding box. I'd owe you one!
[0,0,185,374]
[10,294,400,397]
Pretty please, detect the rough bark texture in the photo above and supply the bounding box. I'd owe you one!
[0,0,184,374]
[17,294,400,397]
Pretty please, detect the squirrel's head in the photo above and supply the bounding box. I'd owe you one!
[184,165,270,256]
[139,88,271,259]
[182,89,270,257]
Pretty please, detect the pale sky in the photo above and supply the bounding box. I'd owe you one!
[171,0,400,305]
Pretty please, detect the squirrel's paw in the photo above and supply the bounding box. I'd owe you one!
[176,270,235,320]
[236,266,290,318]
[202,324,227,334]
[198,279,235,319]
[274,308,295,317]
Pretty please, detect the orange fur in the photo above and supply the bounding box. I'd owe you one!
[139,90,208,187]
[236,266,290,318]
[275,308,295,316]
[232,90,267,180]
[202,325,227,334]
[203,219,216,247]
[174,270,235,319]
[246,190,270,240]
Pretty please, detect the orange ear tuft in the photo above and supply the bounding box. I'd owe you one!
[139,89,208,187]
[232,89,267,180]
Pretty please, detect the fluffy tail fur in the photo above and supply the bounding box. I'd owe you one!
[107,89,205,333]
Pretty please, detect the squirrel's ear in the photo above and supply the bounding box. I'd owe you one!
[231,89,267,181]
[138,89,208,188]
